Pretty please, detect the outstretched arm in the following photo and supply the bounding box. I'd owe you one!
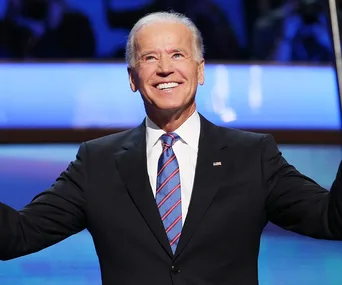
[263,135,342,239]
[0,143,88,260]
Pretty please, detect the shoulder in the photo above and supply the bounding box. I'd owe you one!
[215,126,280,158]
[221,127,267,141]
[210,126,281,164]
[81,127,141,155]
[200,115,274,150]
[211,122,271,146]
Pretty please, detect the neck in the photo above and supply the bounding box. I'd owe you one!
[148,105,196,132]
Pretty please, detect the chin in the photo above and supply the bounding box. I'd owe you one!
[154,100,183,110]
[158,106,182,113]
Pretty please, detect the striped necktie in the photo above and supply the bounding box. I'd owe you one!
[156,133,182,254]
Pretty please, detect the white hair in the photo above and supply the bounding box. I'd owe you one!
[125,11,204,67]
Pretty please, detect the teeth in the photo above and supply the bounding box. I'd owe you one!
[157,82,179,90]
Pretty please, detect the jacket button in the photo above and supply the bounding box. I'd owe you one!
[171,265,181,274]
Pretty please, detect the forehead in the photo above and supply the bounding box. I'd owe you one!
[134,21,193,52]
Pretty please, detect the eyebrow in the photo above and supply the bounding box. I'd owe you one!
[167,48,187,54]
[139,51,156,58]
[139,48,188,58]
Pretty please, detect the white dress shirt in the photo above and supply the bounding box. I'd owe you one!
[146,111,200,224]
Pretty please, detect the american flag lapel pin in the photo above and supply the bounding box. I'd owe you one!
[213,161,222,166]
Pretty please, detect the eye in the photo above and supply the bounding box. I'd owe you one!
[144,55,158,62]
[172,53,184,59]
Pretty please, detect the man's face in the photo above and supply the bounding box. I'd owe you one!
[128,21,204,117]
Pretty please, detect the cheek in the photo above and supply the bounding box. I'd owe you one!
[178,65,199,81]
[136,68,155,86]
[187,71,199,86]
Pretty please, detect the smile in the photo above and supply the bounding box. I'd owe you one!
[156,82,179,90]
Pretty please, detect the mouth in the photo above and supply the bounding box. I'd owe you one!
[155,82,180,91]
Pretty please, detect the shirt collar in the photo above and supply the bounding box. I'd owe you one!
[145,111,200,152]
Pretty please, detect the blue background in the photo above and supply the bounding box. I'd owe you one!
[0,0,246,58]
[0,0,341,283]
[0,144,341,284]
[0,63,340,130]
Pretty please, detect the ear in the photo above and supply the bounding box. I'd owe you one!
[128,67,138,92]
[197,59,205,85]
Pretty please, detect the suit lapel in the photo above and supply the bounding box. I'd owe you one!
[174,115,233,258]
[115,123,173,257]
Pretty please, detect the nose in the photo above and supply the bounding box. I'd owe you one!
[157,55,174,75]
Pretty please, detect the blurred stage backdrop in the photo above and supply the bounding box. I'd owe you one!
[1,0,342,284]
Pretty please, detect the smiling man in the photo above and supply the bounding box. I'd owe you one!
[127,16,204,132]
[1,11,342,285]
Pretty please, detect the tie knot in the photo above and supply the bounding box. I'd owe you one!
[160,132,180,148]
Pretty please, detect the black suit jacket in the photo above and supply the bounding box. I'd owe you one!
[1,115,342,285]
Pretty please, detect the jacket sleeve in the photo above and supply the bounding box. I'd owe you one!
[263,134,342,239]
[0,143,88,260]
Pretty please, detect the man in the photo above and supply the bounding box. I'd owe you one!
[1,11,342,285]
